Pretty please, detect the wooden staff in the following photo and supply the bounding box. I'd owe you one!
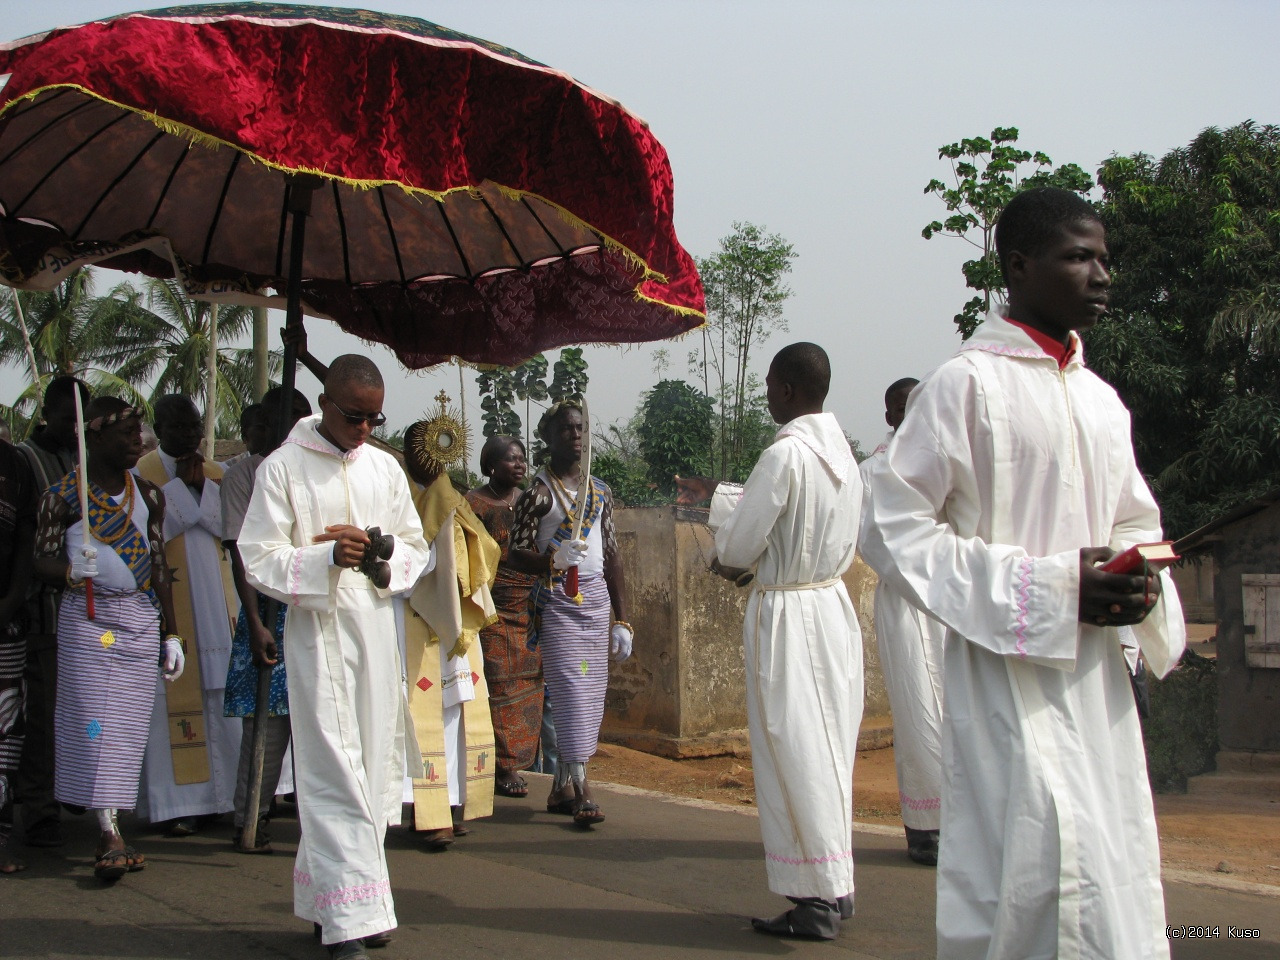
[73,384,95,619]
[564,397,590,598]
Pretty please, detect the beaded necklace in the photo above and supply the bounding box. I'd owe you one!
[543,468,580,524]
[83,471,135,545]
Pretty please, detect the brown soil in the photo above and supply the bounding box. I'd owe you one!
[590,742,1280,889]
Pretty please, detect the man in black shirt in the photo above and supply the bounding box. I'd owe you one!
[0,435,38,872]
[15,376,90,848]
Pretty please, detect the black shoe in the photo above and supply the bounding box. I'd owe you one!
[362,930,392,948]
[836,894,853,919]
[165,817,199,837]
[418,826,454,850]
[233,817,273,854]
[905,827,940,866]
[752,899,841,940]
[326,940,369,960]
[23,819,64,848]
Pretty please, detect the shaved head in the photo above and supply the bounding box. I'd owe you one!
[885,378,919,406]
[153,393,199,427]
[770,342,830,404]
[326,355,384,392]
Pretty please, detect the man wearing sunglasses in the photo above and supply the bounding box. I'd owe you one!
[238,355,432,960]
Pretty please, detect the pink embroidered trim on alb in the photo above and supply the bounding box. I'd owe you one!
[284,435,365,462]
[294,868,313,886]
[314,878,391,913]
[1014,557,1034,658]
[766,848,853,866]
[900,792,941,811]
[290,549,305,606]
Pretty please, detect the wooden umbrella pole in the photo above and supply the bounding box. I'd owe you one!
[72,385,95,620]
[204,303,218,457]
[242,175,319,851]
[9,288,41,394]
[565,397,590,598]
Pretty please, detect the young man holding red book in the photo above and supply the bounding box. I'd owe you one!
[862,188,1186,960]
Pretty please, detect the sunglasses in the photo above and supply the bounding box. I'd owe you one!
[327,398,387,428]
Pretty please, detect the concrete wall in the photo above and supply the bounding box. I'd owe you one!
[1170,558,1215,623]
[604,505,888,756]
[1213,503,1280,751]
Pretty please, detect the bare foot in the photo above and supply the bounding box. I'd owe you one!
[0,845,26,874]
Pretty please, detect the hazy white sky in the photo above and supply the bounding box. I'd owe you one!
[3,0,1278,463]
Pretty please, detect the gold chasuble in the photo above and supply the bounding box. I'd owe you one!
[404,471,501,830]
[136,451,236,784]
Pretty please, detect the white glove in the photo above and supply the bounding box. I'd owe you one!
[610,622,634,663]
[71,544,98,581]
[552,538,589,571]
[161,637,186,682]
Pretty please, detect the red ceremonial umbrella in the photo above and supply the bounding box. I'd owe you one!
[0,3,705,848]
[0,3,705,368]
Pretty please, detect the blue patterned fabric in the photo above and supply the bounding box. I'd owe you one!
[50,469,155,606]
[223,595,289,717]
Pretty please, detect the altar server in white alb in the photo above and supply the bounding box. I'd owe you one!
[712,342,863,941]
[239,356,432,960]
[861,187,1185,960]
[857,377,945,866]
[134,395,240,836]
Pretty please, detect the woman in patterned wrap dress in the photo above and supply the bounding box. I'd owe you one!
[508,403,633,827]
[464,436,540,799]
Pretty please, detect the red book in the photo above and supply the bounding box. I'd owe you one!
[1100,541,1179,574]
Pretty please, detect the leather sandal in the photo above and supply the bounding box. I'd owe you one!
[572,798,605,826]
[450,805,469,837]
[93,847,129,882]
[495,776,529,798]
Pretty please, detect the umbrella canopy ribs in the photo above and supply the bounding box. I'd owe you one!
[0,4,705,367]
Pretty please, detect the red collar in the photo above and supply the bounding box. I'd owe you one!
[1005,317,1076,370]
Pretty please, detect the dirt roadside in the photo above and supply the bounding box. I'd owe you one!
[589,740,1280,889]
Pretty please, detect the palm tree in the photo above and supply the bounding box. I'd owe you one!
[0,269,161,436]
[136,278,279,436]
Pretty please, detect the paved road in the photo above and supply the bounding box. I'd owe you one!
[3,774,1275,959]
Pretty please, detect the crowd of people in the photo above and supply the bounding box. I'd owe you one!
[0,188,1187,960]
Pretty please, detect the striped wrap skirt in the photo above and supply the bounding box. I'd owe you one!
[537,573,610,764]
[54,590,160,809]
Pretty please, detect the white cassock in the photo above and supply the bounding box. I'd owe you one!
[861,312,1186,960]
[136,449,240,822]
[858,435,945,831]
[715,411,863,904]
[239,416,431,946]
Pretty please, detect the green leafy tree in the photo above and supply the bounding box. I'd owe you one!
[693,222,796,477]
[636,379,715,498]
[590,407,663,506]
[136,278,269,436]
[923,126,1093,338]
[725,383,778,482]
[476,353,550,447]
[513,354,549,452]
[1086,120,1280,537]
[847,434,869,464]
[0,268,163,434]
[548,347,589,404]
[476,367,522,439]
